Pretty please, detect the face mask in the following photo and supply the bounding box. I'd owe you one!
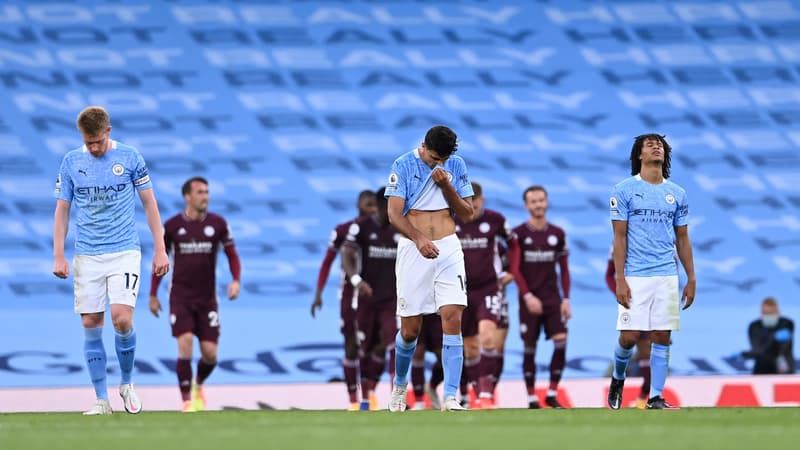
[761,314,779,328]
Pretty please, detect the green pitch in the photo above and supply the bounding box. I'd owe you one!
[2,408,798,450]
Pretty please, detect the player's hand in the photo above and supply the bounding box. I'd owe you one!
[561,299,572,322]
[415,237,440,259]
[357,281,373,298]
[311,292,323,318]
[523,292,543,315]
[227,280,240,300]
[498,272,514,288]
[681,278,696,310]
[615,277,632,309]
[152,249,169,277]
[149,295,162,318]
[52,256,69,279]
[431,167,451,187]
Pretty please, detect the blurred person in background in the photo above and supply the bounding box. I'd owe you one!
[739,297,795,375]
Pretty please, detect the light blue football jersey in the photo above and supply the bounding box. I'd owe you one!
[385,148,474,215]
[54,140,153,256]
[610,175,688,277]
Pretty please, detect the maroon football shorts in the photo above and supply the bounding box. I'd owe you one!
[518,297,567,345]
[462,282,503,337]
[356,299,397,353]
[170,299,220,343]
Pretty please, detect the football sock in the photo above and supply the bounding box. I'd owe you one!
[84,327,108,400]
[639,359,651,398]
[411,360,426,398]
[176,358,192,401]
[550,339,566,389]
[479,349,500,397]
[464,355,480,393]
[114,327,136,385]
[650,343,669,399]
[343,358,359,404]
[523,347,537,394]
[430,360,444,388]
[393,332,417,387]
[613,341,634,380]
[196,359,216,385]
[442,334,464,400]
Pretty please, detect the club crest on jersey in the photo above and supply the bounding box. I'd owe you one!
[524,236,533,245]
[479,222,490,233]
[665,194,675,204]
[204,225,215,237]
[112,163,124,176]
[547,235,558,246]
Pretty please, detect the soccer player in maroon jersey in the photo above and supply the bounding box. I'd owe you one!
[341,187,399,410]
[148,177,241,412]
[511,185,571,409]
[455,182,522,409]
[605,248,651,409]
[311,190,377,410]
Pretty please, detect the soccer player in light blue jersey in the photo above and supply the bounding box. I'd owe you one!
[52,106,170,415]
[385,125,474,412]
[607,134,696,410]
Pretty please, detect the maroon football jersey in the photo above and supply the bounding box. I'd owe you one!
[345,216,398,303]
[164,212,233,304]
[456,208,513,288]
[328,220,356,306]
[513,222,569,302]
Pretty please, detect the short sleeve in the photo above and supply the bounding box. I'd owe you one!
[452,158,473,198]
[610,185,628,221]
[54,155,73,202]
[344,222,361,247]
[132,149,153,190]
[385,159,406,199]
[674,190,689,227]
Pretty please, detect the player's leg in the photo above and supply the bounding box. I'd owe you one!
[193,301,221,411]
[75,254,112,415]
[460,300,480,409]
[107,250,142,414]
[439,304,466,410]
[175,332,195,411]
[411,342,428,410]
[390,315,422,412]
[646,276,680,410]
[635,332,652,409]
[357,302,379,410]
[492,292,510,394]
[425,316,444,410]
[476,286,502,408]
[519,304,543,409]
[543,301,568,409]
[609,276,651,409]
[341,292,360,409]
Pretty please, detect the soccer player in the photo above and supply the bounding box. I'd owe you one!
[311,190,377,410]
[341,187,398,411]
[512,186,571,409]
[605,248,651,409]
[493,243,514,393]
[52,106,170,415]
[455,182,521,409]
[149,177,241,412]
[385,125,474,412]
[607,134,696,410]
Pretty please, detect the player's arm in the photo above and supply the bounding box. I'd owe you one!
[388,196,440,259]
[558,252,572,320]
[605,259,617,294]
[312,248,338,317]
[52,199,71,279]
[138,188,169,277]
[507,236,541,314]
[149,225,171,317]
[341,243,371,298]
[223,243,241,300]
[612,220,631,308]
[675,225,696,310]
[431,166,472,222]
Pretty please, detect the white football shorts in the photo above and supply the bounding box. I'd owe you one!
[616,275,680,331]
[395,234,467,317]
[73,250,142,314]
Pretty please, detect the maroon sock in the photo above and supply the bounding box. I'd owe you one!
[465,356,480,392]
[549,340,566,391]
[639,359,651,399]
[176,358,192,401]
[411,361,425,398]
[343,358,359,404]
[196,359,216,385]
[359,356,377,401]
[523,349,537,395]
[494,355,505,389]
[478,350,500,397]
[430,360,443,389]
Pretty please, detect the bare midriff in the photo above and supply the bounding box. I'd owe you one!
[407,208,454,241]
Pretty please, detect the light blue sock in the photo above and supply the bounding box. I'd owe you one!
[114,328,136,385]
[650,343,669,399]
[613,342,634,380]
[84,327,108,400]
[442,334,464,400]
[393,332,417,387]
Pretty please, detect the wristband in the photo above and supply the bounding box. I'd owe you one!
[350,274,363,287]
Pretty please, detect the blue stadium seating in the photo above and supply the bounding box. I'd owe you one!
[0,0,798,387]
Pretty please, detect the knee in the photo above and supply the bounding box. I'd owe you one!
[111,314,132,333]
[344,341,360,360]
[400,329,419,342]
